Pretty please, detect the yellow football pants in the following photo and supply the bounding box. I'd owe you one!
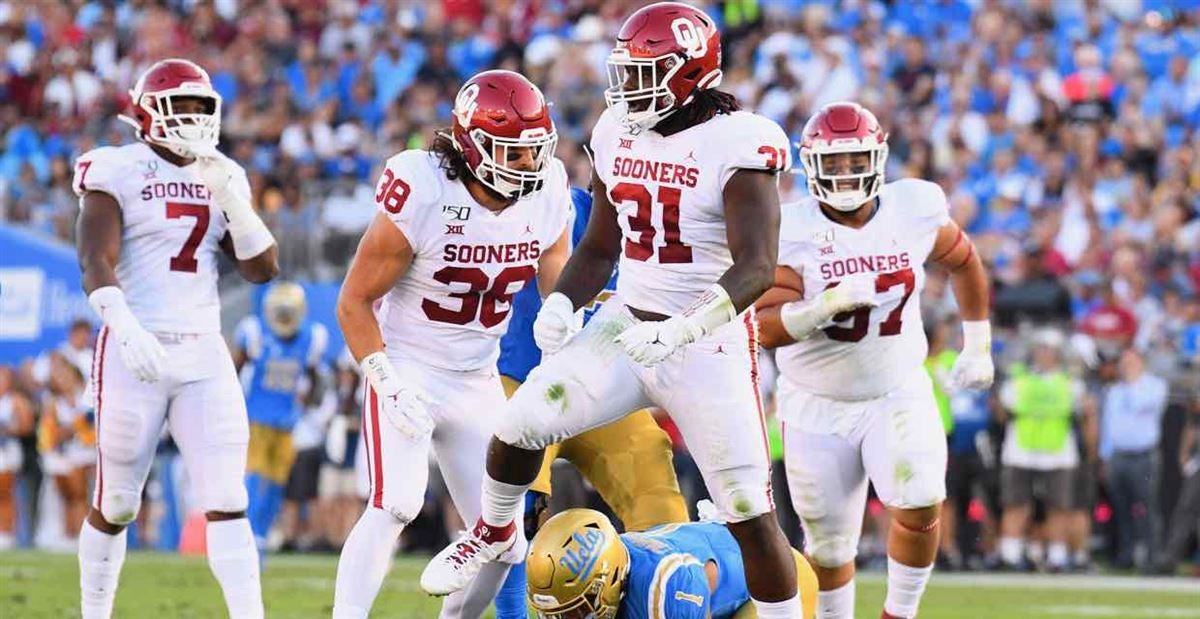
[502,376,688,531]
[246,423,296,485]
[731,549,819,619]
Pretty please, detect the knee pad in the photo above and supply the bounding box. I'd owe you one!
[708,465,773,523]
[99,490,141,526]
[804,530,858,568]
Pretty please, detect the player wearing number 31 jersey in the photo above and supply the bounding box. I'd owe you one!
[332,69,571,619]
[73,59,278,619]
[756,102,994,619]
[423,4,804,617]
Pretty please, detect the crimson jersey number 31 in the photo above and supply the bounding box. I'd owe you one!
[612,182,694,264]
[822,268,915,342]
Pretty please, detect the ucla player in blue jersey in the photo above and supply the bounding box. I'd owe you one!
[494,187,688,618]
[232,282,328,549]
[525,508,818,618]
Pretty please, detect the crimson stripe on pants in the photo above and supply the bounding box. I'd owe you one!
[368,385,384,510]
[743,312,774,510]
[92,326,110,508]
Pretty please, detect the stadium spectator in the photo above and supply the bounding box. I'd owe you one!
[1100,348,1170,570]
[1155,393,1200,574]
[0,366,35,550]
[996,329,1083,571]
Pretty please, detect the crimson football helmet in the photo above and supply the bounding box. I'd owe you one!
[120,58,222,158]
[450,70,558,201]
[799,102,889,211]
[604,2,723,134]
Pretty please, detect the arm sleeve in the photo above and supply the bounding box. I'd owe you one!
[374,150,440,254]
[234,317,262,360]
[307,323,330,369]
[72,147,122,202]
[655,561,710,619]
[717,113,793,189]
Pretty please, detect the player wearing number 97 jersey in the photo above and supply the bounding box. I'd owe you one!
[331,69,572,619]
[755,102,994,619]
[73,58,277,619]
[422,4,805,617]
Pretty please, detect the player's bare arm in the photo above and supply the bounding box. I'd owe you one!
[550,169,622,309]
[754,265,806,349]
[535,225,571,296]
[927,221,987,321]
[76,191,124,295]
[336,212,414,363]
[220,235,278,284]
[720,168,782,311]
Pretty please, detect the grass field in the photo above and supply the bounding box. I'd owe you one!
[2,551,1198,618]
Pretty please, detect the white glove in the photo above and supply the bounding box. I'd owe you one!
[192,146,274,260]
[616,284,737,367]
[951,320,994,390]
[615,315,702,367]
[779,273,879,340]
[89,286,167,383]
[361,352,434,439]
[533,292,580,355]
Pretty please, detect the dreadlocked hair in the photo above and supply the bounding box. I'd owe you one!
[430,130,472,181]
[677,88,741,125]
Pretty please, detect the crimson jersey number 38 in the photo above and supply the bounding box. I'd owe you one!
[822,268,915,342]
[422,266,535,327]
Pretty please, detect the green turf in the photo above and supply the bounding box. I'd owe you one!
[2,551,1197,618]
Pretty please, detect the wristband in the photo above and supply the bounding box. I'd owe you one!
[88,286,140,334]
[962,320,992,355]
[682,284,737,336]
[361,351,403,396]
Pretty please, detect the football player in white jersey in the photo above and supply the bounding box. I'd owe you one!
[332,70,571,619]
[755,102,994,619]
[422,4,804,616]
[73,59,278,619]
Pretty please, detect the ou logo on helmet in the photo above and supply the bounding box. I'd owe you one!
[671,17,707,59]
[455,83,480,128]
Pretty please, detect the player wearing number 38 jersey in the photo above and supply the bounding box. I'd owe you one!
[423,4,805,617]
[331,69,571,619]
[756,102,994,619]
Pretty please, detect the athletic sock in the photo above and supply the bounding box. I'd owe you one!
[332,507,404,619]
[998,536,1023,566]
[753,595,802,618]
[481,474,529,529]
[883,556,933,618]
[817,581,855,618]
[206,518,264,619]
[79,521,127,619]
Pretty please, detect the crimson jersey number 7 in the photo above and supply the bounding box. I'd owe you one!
[822,268,916,342]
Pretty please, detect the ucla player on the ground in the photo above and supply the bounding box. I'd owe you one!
[233,281,328,549]
[526,508,818,619]
[493,187,688,618]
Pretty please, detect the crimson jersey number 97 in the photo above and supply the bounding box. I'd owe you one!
[612,182,694,264]
[822,268,915,342]
[422,265,536,327]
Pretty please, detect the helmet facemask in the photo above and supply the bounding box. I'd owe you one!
[604,49,688,135]
[134,88,222,158]
[466,127,558,201]
[801,143,889,212]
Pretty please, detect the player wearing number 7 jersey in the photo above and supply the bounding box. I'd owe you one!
[332,69,572,619]
[73,58,278,619]
[422,3,804,617]
[755,102,994,619]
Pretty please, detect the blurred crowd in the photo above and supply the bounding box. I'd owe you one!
[1,0,1199,576]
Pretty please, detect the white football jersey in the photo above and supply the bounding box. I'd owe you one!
[590,107,792,315]
[73,143,229,334]
[375,150,571,372]
[774,179,951,400]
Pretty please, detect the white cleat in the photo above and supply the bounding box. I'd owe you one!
[420,519,520,596]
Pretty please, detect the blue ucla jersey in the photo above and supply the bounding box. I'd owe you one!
[498,187,619,382]
[236,317,328,430]
[619,522,748,619]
